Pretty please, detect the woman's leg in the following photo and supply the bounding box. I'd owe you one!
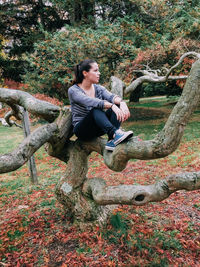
[105,108,121,130]
[74,108,118,141]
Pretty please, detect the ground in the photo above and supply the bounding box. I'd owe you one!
[0,97,200,266]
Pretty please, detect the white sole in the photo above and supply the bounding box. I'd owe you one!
[105,145,115,151]
[114,131,133,145]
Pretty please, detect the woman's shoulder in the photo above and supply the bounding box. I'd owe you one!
[68,84,79,94]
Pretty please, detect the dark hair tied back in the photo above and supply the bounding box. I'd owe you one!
[73,59,96,84]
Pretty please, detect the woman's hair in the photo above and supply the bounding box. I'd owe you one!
[73,59,96,84]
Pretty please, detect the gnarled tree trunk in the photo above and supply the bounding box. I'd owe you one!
[0,59,200,225]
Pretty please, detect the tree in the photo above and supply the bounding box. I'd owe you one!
[125,52,200,95]
[0,58,200,225]
[0,0,69,81]
[117,43,200,101]
[1,0,199,87]
[22,24,135,100]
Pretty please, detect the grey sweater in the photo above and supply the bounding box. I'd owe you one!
[68,84,116,126]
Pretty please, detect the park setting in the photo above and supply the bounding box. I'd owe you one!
[0,0,200,266]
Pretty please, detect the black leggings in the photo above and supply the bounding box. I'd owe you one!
[73,108,120,141]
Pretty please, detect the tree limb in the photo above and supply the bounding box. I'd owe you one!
[165,51,200,79]
[81,59,200,172]
[125,52,200,94]
[82,171,200,205]
[0,123,58,173]
[4,104,23,128]
[0,88,60,122]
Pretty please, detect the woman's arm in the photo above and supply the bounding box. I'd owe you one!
[104,96,130,122]
[68,86,104,109]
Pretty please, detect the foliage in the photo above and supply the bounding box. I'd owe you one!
[0,120,200,265]
[1,98,200,265]
[22,24,135,99]
[1,0,200,97]
[0,0,69,81]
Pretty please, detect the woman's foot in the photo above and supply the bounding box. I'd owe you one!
[105,129,133,151]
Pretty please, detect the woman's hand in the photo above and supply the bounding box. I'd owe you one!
[119,101,130,121]
[112,104,126,122]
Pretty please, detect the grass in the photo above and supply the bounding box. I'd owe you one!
[0,97,200,266]
[0,126,23,153]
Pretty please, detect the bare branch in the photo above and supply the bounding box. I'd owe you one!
[4,104,23,128]
[0,88,60,122]
[125,52,200,94]
[82,171,200,205]
[165,51,200,79]
[0,123,58,173]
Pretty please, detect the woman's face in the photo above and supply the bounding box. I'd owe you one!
[83,62,100,84]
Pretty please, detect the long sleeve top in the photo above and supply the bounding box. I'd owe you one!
[68,84,116,126]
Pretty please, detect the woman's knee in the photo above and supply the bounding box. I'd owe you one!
[91,108,105,119]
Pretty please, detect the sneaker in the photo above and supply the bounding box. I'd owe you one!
[105,139,116,151]
[105,129,133,151]
[113,129,133,145]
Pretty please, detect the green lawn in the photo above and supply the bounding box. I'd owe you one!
[0,126,23,154]
[0,98,200,266]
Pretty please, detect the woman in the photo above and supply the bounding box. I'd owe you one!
[68,59,133,151]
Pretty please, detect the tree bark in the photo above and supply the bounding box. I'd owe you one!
[0,123,58,173]
[110,76,124,98]
[82,172,200,205]
[125,52,200,94]
[0,88,60,122]
[0,59,200,225]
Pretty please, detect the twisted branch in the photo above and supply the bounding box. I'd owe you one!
[0,123,58,173]
[4,104,23,128]
[82,171,200,205]
[0,88,60,122]
[125,52,200,94]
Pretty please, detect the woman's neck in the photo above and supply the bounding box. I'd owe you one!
[78,80,93,91]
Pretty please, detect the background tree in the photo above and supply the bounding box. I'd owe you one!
[118,40,200,101]
[21,0,199,99]
[0,0,69,82]
[22,24,135,100]
[1,0,199,96]
[0,58,200,225]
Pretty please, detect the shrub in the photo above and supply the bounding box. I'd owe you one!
[22,23,136,99]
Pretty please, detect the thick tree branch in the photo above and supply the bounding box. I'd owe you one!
[165,52,200,79]
[0,88,60,122]
[45,107,73,162]
[0,123,58,173]
[125,52,200,94]
[81,59,200,172]
[4,104,23,128]
[110,76,124,98]
[82,171,200,205]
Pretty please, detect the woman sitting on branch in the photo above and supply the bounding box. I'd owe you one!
[68,59,133,151]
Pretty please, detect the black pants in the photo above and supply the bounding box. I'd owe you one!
[74,108,120,141]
